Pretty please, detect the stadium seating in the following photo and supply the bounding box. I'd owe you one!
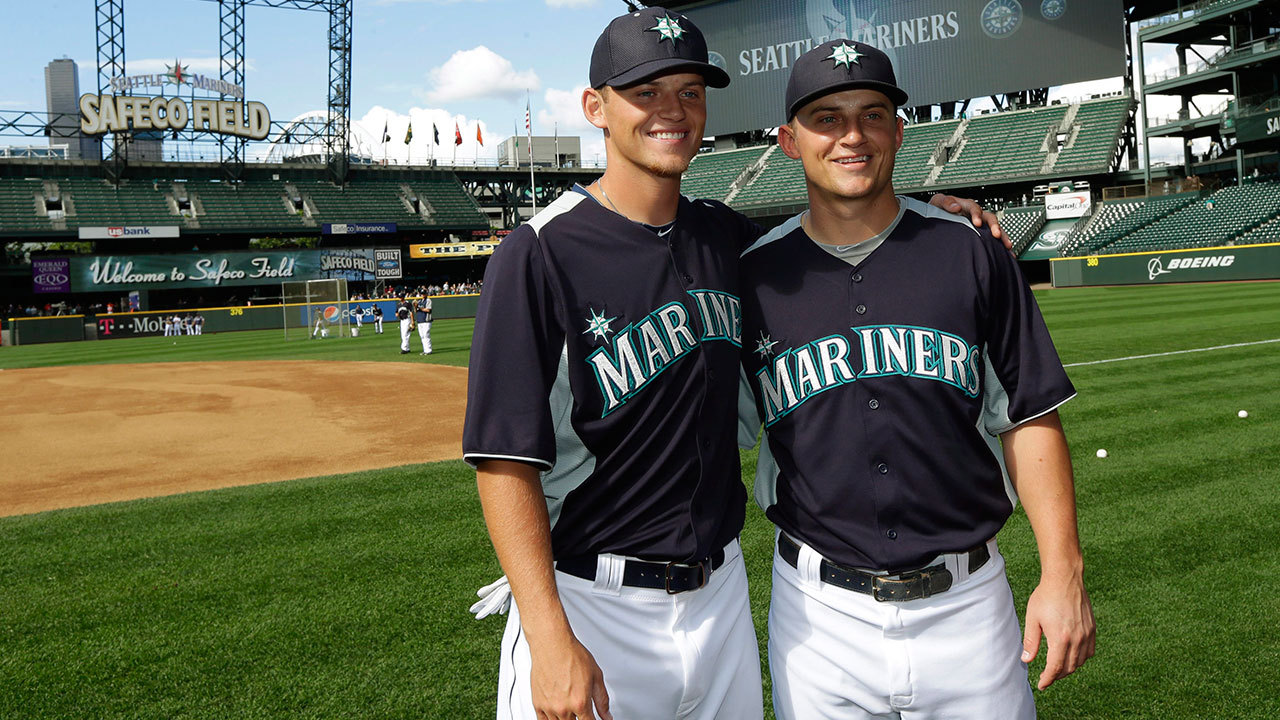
[1059,200,1143,256]
[1064,194,1197,255]
[1235,215,1280,244]
[408,177,489,227]
[0,175,488,234]
[60,177,179,228]
[681,146,769,201]
[1101,182,1280,253]
[1000,206,1047,256]
[934,105,1069,185]
[0,179,46,232]
[1052,98,1131,173]
[894,119,960,191]
[732,151,807,209]
[187,180,308,231]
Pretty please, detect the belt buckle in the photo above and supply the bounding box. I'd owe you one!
[872,573,926,602]
[664,560,708,595]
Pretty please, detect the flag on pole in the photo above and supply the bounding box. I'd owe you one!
[404,122,413,145]
[432,123,439,145]
[476,125,484,146]
[525,95,534,165]
[454,122,463,146]
[382,120,390,144]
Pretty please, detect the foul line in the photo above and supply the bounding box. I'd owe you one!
[1064,338,1280,368]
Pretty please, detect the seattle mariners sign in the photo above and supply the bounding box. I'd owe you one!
[682,0,1124,136]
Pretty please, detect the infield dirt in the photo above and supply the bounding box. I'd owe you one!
[0,361,466,517]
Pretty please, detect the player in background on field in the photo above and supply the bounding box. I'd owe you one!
[414,295,433,355]
[396,295,413,354]
[371,304,383,334]
[464,8,1005,720]
[737,41,1095,719]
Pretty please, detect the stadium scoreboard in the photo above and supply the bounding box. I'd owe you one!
[683,0,1127,136]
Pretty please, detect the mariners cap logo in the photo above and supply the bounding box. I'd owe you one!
[826,43,865,69]
[648,15,685,44]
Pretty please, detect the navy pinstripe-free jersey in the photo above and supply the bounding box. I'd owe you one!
[463,187,759,562]
[739,197,1075,572]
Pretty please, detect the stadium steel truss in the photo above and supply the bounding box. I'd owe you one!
[84,0,354,185]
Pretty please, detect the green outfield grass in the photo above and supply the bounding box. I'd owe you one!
[3,282,1279,719]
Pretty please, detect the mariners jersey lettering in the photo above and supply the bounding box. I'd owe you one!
[464,188,760,562]
[756,325,982,425]
[740,198,1075,571]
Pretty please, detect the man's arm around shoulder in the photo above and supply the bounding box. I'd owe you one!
[1000,411,1097,691]
[476,460,613,720]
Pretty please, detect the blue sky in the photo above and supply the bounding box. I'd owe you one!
[3,0,1212,168]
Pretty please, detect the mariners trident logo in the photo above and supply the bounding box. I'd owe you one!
[826,43,865,68]
[648,15,686,44]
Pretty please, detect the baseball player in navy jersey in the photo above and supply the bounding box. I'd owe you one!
[738,41,1095,719]
[464,9,1005,720]
[395,296,413,354]
[414,295,433,354]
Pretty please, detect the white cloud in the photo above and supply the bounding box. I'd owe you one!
[536,86,605,166]
[423,46,539,104]
[348,105,506,166]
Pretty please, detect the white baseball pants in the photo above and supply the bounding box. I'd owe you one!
[399,318,412,351]
[497,539,763,720]
[417,321,432,353]
[769,535,1035,720]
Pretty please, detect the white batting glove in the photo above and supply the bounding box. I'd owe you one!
[469,575,512,620]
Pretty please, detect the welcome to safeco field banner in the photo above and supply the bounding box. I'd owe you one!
[66,247,402,292]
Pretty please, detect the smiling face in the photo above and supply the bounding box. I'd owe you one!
[583,72,707,179]
[779,88,904,207]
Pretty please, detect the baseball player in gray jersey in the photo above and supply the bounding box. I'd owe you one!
[465,9,1006,720]
[738,41,1095,719]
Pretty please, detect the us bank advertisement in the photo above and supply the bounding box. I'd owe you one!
[683,0,1126,135]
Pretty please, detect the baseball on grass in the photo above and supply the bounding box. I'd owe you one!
[1096,449,1108,458]
[1238,410,1249,418]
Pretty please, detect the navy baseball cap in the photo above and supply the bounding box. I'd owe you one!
[590,7,730,90]
[785,40,909,121]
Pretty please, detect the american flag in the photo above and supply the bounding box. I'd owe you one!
[525,97,533,162]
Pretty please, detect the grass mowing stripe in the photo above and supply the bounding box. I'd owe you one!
[1063,337,1280,367]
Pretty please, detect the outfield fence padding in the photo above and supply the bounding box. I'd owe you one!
[1051,242,1280,287]
[3,295,481,346]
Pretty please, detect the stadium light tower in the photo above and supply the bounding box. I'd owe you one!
[91,0,353,186]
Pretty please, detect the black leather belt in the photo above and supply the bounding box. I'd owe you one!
[778,534,989,602]
[557,548,727,594]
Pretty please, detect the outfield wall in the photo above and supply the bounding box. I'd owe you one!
[1051,243,1280,287]
[4,295,480,346]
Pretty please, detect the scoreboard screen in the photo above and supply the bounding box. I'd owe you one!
[683,0,1126,136]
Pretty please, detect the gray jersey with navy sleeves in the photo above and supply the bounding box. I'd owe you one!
[739,197,1075,572]
[463,187,761,563]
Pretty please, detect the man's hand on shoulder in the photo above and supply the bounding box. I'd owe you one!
[928,194,1012,251]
